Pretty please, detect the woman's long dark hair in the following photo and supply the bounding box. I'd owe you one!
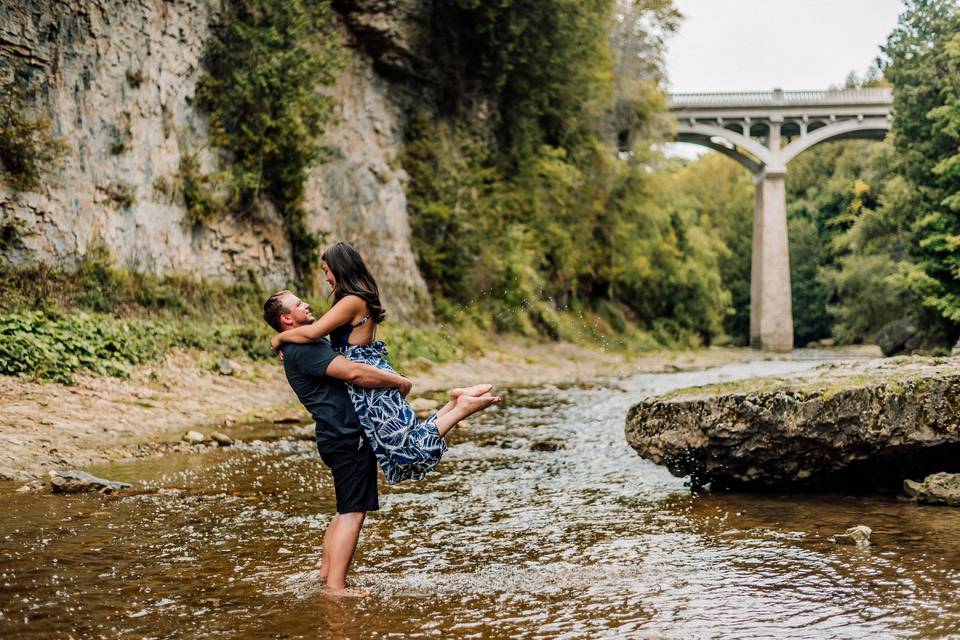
[321,242,386,323]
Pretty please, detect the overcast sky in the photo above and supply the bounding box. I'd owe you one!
[665,0,904,93]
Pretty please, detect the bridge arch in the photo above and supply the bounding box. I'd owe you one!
[675,122,773,167]
[780,117,890,164]
[667,88,894,352]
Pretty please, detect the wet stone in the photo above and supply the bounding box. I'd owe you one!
[904,472,960,506]
[16,479,45,493]
[834,525,872,547]
[530,439,565,452]
[49,470,132,494]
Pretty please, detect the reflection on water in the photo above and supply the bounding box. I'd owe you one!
[2,355,959,639]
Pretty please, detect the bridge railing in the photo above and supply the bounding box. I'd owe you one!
[667,88,892,108]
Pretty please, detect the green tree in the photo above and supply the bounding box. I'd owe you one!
[196,0,344,285]
[881,0,960,340]
[664,153,752,342]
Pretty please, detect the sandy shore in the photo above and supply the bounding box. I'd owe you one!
[0,340,877,481]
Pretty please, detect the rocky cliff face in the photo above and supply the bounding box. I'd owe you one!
[625,357,960,491]
[0,0,432,321]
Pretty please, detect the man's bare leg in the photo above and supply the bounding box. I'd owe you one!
[435,393,501,437]
[436,384,494,420]
[323,511,368,598]
[317,514,338,579]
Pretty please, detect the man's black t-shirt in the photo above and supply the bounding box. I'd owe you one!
[281,340,362,452]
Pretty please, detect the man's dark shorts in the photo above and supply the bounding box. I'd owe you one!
[319,438,379,513]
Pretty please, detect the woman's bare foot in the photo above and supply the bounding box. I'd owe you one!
[436,392,501,437]
[451,383,493,399]
[323,586,370,598]
[454,392,501,415]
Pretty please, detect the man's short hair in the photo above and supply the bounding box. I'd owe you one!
[263,290,293,332]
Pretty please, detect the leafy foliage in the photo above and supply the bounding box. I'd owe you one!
[195,0,344,285]
[664,154,752,342]
[0,248,468,382]
[430,0,616,165]
[0,311,274,384]
[404,0,729,345]
[880,0,960,340]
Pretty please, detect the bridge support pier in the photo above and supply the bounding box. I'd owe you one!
[669,88,892,352]
[749,169,793,352]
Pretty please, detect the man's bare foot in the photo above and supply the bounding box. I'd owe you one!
[451,384,494,399]
[323,586,370,598]
[454,392,501,416]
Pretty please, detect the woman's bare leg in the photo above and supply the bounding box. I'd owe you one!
[435,399,457,420]
[435,393,501,437]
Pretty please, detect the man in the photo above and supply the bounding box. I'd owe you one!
[263,289,411,598]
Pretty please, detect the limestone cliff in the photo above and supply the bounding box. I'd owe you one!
[0,0,431,321]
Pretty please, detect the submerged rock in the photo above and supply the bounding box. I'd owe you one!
[49,470,132,494]
[904,472,960,506]
[625,357,960,491]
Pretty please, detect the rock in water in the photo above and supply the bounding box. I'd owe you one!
[904,472,960,506]
[16,480,45,494]
[49,471,132,494]
[834,525,872,547]
[624,357,960,491]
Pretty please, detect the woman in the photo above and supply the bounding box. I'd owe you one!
[271,242,500,484]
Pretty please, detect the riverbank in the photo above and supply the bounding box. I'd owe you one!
[0,340,816,481]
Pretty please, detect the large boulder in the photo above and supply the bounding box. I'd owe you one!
[874,318,919,356]
[624,357,960,491]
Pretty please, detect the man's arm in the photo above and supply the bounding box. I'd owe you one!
[325,356,413,397]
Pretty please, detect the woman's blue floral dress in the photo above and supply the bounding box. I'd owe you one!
[332,324,447,484]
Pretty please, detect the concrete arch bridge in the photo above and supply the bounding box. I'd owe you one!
[668,88,893,351]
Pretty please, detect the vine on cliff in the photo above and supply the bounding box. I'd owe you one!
[0,82,67,192]
[195,0,345,287]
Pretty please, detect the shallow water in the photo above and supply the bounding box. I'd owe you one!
[2,355,960,639]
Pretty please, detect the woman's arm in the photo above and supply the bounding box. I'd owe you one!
[270,296,364,351]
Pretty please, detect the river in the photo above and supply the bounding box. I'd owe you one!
[2,355,959,638]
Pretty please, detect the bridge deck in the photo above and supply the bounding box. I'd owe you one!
[668,88,892,109]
